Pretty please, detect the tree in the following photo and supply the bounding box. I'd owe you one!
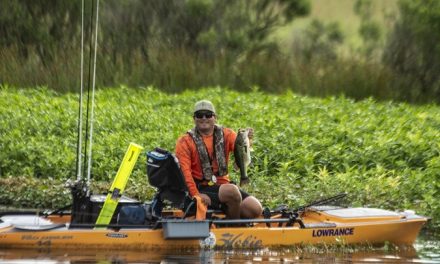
[0,0,311,91]
[292,19,344,62]
[142,0,310,55]
[0,0,83,65]
[383,0,440,100]
[354,0,382,59]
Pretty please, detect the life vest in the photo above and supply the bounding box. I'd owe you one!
[187,125,228,182]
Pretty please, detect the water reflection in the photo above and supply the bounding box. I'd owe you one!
[0,247,433,264]
[415,232,440,263]
[0,236,438,263]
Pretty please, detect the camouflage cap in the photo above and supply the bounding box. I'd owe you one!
[194,100,216,114]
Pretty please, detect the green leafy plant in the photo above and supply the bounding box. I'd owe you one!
[0,86,439,229]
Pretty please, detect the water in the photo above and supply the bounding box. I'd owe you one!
[0,233,438,264]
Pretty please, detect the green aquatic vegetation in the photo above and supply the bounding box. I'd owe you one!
[0,85,439,229]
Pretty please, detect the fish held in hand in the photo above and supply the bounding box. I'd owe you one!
[234,128,252,186]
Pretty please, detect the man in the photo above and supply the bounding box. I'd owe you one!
[175,100,263,219]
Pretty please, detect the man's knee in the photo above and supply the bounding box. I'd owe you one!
[219,184,242,204]
[240,196,263,219]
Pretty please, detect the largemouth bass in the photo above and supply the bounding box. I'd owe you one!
[234,128,251,186]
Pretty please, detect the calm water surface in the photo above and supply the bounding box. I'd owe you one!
[0,232,438,263]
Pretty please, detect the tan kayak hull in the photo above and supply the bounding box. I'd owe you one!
[0,210,427,249]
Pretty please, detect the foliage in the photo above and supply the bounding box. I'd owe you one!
[0,0,82,65]
[292,19,344,62]
[383,0,440,101]
[354,0,383,58]
[142,0,311,54]
[1,0,439,104]
[0,0,310,92]
[0,86,439,229]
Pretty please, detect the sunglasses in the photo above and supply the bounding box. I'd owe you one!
[194,112,215,119]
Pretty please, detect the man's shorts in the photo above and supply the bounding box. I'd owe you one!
[198,184,250,210]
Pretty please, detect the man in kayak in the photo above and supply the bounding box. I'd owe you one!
[175,100,263,219]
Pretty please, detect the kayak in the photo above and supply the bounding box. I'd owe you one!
[0,202,428,250]
[0,149,429,250]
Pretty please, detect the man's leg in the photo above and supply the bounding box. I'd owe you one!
[240,196,263,219]
[218,184,242,219]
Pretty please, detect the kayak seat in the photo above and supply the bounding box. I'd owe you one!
[146,148,196,218]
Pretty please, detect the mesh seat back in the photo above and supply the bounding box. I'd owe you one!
[146,148,188,207]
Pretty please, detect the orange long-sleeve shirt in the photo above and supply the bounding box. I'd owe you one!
[175,127,236,197]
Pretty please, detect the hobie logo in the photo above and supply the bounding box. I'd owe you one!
[218,233,263,249]
[106,233,128,238]
[312,228,354,237]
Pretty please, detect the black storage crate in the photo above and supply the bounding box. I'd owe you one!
[71,194,141,227]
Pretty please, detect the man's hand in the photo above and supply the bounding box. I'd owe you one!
[199,193,211,206]
[247,127,254,139]
[247,127,254,148]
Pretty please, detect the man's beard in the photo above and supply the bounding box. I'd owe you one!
[197,124,214,134]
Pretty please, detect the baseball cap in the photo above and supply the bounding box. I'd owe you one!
[194,100,216,114]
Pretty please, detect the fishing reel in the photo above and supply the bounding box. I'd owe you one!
[262,204,305,228]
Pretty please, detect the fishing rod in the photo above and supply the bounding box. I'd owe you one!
[85,0,100,193]
[75,0,100,193]
[266,192,347,216]
[75,0,85,181]
[293,192,347,213]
